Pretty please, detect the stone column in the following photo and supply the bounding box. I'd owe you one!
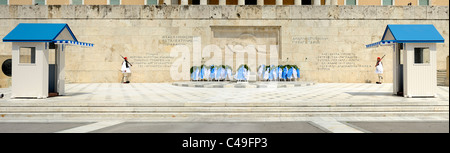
[181,0,188,5]
[56,44,65,96]
[219,0,226,5]
[164,0,171,5]
[325,0,330,5]
[238,0,245,5]
[446,56,449,86]
[276,0,283,5]
[257,0,264,5]
[200,0,207,5]
[314,0,321,5]
[294,0,302,5]
[330,0,337,5]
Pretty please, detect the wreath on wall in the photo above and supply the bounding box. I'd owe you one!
[237,64,250,71]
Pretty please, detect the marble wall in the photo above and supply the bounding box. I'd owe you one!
[0,5,448,84]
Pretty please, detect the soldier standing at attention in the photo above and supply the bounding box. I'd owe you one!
[121,57,132,83]
[375,56,384,84]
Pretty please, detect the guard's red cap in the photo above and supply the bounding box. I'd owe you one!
[377,57,381,59]
[124,57,127,60]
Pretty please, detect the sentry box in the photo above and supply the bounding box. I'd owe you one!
[366,24,445,98]
[2,23,93,99]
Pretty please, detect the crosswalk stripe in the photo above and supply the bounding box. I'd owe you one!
[56,121,124,133]
[311,119,365,133]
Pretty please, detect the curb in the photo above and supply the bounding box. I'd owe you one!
[172,82,316,88]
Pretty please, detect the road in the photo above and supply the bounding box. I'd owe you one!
[0,121,447,133]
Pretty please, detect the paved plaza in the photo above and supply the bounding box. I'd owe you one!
[0,83,448,133]
[1,83,448,104]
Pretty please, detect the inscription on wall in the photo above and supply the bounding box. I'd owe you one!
[130,53,175,70]
[317,53,371,71]
[160,35,194,46]
[292,36,328,44]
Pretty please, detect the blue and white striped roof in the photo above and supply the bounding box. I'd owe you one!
[366,24,444,49]
[54,40,94,47]
[365,40,395,48]
[3,23,94,48]
[3,23,76,42]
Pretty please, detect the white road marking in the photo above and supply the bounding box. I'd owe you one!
[311,118,364,133]
[56,121,124,133]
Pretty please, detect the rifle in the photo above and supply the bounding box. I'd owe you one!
[120,55,133,66]
[380,55,386,61]
[376,55,386,67]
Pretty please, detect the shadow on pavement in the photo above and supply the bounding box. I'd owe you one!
[345,92,393,96]
[62,92,92,97]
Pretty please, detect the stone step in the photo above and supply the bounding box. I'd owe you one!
[172,82,316,88]
[437,73,446,76]
[1,101,448,107]
[437,71,446,76]
[0,112,448,121]
[0,106,448,113]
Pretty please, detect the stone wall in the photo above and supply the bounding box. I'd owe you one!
[0,5,448,84]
